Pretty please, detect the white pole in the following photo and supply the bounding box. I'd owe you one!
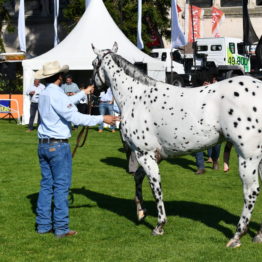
[137,0,144,49]
[54,0,60,46]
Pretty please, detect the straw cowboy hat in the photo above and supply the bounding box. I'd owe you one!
[34,61,69,79]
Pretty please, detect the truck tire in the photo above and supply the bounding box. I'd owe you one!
[171,75,185,87]
[225,70,243,79]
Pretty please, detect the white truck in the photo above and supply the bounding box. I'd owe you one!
[150,37,261,86]
[149,48,186,86]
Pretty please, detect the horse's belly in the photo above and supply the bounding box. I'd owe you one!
[158,122,221,156]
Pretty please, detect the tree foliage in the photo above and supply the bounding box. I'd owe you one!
[62,0,172,52]
[0,0,14,52]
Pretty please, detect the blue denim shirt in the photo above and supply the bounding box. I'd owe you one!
[38,83,103,139]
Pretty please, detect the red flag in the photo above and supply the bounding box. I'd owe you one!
[177,4,182,13]
[185,5,205,43]
[211,7,225,37]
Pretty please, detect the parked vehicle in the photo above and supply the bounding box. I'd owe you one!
[149,37,262,86]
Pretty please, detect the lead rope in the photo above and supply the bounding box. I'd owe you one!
[72,94,93,158]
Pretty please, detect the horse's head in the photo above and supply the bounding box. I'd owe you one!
[91,42,118,92]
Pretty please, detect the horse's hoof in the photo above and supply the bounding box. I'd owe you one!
[226,238,241,248]
[152,228,164,236]
[253,234,262,243]
[137,209,147,221]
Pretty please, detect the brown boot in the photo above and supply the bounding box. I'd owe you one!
[195,169,206,175]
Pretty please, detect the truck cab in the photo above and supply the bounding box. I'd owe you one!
[149,48,185,86]
[195,37,250,78]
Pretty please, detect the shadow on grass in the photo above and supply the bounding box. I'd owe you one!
[27,188,260,239]
[165,157,196,172]
[70,187,260,238]
[100,156,197,173]
[100,157,127,171]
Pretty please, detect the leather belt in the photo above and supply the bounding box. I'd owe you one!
[39,138,69,144]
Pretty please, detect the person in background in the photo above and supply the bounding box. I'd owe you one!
[61,74,80,96]
[61,74,80,129]
[35,61,119,238]
[223,141,233,172]
[77,83,89,114]
[98,87,116,133]
[193,71,221,174]
[26,79,45,132]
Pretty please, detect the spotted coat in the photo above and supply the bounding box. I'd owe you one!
[92,43,262,247]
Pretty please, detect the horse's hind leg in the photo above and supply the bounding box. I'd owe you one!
[253,159,262,243]
[227,156,260,248]
[134,166,147,221]
[135,151,166,235]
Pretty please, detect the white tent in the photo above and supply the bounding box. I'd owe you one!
[22,0,165,124]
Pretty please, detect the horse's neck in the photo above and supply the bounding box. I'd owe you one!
[103,62,141,110]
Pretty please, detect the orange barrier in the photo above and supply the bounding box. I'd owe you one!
[0,94,23,119]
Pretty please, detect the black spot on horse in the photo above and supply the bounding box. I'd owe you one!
[234,92,240,97]
[228,109,234,115]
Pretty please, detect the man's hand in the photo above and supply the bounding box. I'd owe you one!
[103,115,120,125]
[84,84,95,95]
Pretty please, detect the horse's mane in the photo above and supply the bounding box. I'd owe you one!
[110,53,157,86]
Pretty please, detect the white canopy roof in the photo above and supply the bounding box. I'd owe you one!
[22,0,158,71]
[22,0,165,124]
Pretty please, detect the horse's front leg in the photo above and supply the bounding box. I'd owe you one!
[135,150,166,235]
[227,156,260,248]
[134,166,147,221]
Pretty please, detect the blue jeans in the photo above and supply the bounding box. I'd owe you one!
[195,152,205,169]
[99,102,115,130]
[36,142,72,236]
[207,144,221,161]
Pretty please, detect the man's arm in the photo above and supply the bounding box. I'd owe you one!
[52,90,119,127]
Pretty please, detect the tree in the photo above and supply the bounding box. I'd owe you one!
[62,0,172,52]
[0,0,14,52]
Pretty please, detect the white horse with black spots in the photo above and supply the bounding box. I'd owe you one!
[92,42,262,248]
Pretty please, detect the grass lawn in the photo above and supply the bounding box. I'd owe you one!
[0,120,262,262]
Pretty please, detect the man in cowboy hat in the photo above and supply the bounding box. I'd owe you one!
[35,61,119,238]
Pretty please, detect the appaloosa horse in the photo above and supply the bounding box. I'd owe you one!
[92,42,262,247]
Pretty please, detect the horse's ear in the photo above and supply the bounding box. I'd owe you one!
[91,43,99,55]
[112,42,118,53]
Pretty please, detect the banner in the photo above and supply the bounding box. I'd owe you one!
[185,5,204,43]
[18,0,26,52]
[54,0,60,46]
[137,0,144,49]
[211,7,225,37]
[171,0,187,48]
[243,0,258,44]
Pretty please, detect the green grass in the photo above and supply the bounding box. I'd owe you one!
[0,120,262,262]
